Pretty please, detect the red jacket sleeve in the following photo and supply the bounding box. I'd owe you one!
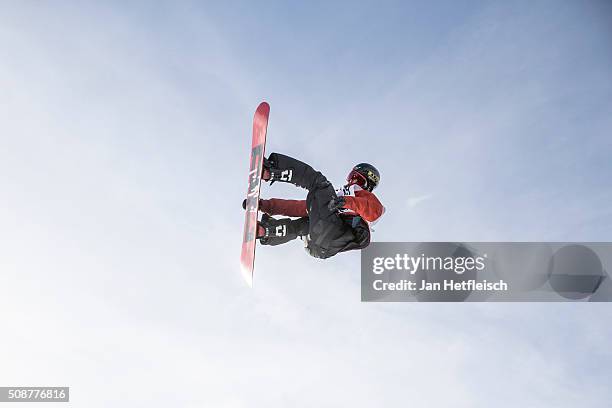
[342,190,384,222]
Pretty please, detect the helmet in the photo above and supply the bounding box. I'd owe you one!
[346,163,380,192]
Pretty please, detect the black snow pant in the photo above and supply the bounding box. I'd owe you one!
[260,153,355,259]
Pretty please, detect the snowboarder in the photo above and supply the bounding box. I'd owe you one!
[243,153,384,259]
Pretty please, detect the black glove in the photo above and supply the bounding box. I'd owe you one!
[242,198,262,210]
[327,196,346,212]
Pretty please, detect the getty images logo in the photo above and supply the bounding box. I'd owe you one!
[372,253,488,275]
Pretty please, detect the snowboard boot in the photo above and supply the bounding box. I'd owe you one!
[256,224,266,239]
[261,157,274,182]
[264,153,331,192]
[258,214,309,246]
[261,155,303,186]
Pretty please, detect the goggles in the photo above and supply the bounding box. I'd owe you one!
[346,169,368,189]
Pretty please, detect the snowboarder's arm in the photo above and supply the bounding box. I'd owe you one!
[260,198,308,217]
[342,190,384,222]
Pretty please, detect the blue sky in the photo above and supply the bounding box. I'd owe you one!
[1,1,612,407]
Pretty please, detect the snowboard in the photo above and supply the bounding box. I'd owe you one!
[240,102,270,287]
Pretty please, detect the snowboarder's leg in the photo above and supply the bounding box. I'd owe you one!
[260,198,308,217]
[242,198,307,218]
[264,153,331,192]
[259,214,309,246]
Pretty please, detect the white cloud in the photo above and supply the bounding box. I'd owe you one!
[406,193,433,208]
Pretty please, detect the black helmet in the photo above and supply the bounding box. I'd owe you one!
[347,163,380,192]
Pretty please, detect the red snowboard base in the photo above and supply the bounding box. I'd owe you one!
[240,102,270,287]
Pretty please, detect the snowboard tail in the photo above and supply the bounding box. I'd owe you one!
[240,102,270,286]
